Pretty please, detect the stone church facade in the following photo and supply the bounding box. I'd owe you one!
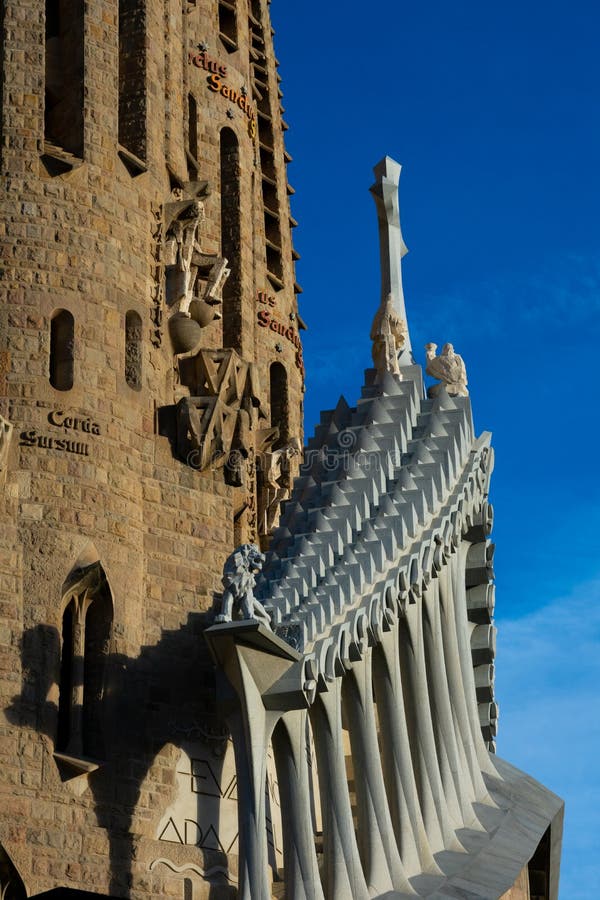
[0,2,562,899]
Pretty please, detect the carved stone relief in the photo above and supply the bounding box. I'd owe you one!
[150,203,164,347]
[173,348,276,544]
[162,182,230,356]
[425,342,469,397]
[258,439,301,539]
[214,543,270,627]
[175,349,268,474]
[370,292,408,376]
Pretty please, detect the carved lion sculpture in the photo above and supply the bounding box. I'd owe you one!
[214,543,271,629]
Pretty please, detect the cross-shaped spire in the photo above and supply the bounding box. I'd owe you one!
[370,157,412,356]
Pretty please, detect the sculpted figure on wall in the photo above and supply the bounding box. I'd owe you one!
[425,342,469,397]
[214,544,271,628]
[370,292,408,376]
[0,415,13,484]
[163,184,230,354]
[258,439,302,538]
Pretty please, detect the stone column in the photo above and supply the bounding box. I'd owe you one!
[400,605,459,850]
[220,663,279,900]
[272,711,325,900]
[422,580,476,824]
[310,678,370,900]
[204,622,306,900]
[437,562,490,800]
[343,650,413,895]
[375,629,440,877]
[66,592,93,758]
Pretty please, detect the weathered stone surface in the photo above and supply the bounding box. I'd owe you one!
[0,0,303,896]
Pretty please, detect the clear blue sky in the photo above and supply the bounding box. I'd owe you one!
[273,2,600,896]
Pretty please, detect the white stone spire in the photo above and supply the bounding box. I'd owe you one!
[370,157,412,358]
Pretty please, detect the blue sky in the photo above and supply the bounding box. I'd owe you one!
[273,2,600,896]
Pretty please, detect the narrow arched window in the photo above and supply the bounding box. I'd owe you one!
[270,362,289,449]
[49,309,74,391]
[125,310,142,390]
[187,93,198,180]
[220,128,241,351]
[57,561,113,761]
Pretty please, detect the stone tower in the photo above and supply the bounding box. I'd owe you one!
[0,0,303,897]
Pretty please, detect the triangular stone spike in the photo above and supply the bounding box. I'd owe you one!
[430,389,457,412]
[317,530,345,559]
[376,370,406,397]
[374,521,400,560]
[363,397,396,427]
[397,500,419,540]
[330,583,345,616]
[346,563,364,594]
[412,442,437,465]
[324,506,354,541]
[334,393,354,421]
[378,495,398,518]
[306,508,334,532]
[307,539,332,574]
[417,462,446,502]
[355,549,376,585]
[361,521,379,543]
[342,546,359,566]
[414,469,439,509]
[354,430,380,454]
[322,482,351,508]
[397,468,419,492]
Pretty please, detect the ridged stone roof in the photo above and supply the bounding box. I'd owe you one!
[257,363,495,707]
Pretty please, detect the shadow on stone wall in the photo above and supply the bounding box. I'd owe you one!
[6,604,236,899]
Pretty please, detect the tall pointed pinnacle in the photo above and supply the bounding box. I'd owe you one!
[370,157,412,357]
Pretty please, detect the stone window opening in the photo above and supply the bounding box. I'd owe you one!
[186,93,199,180]
[220,127,242,352]
[118,0,147,175]
[43,0,84,167]
[255,76,284,288]
[56,560,113,766]
[250,0,262,22]
[125,310,143,391]
[49,309,74,391]
[218,1,238,53]
[269,362,289,449]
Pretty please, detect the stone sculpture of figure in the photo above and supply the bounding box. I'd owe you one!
[425,342,469,397]
[214,543,271,628]
[0,414,13,483]
[259,439,301,536]
[370,292,408,376]
[164,199,205,313]
[163,194,230,352]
